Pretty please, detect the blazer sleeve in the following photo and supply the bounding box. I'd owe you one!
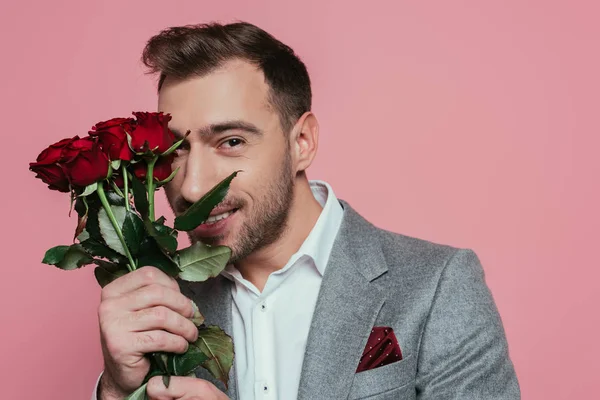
[415,249,521,399]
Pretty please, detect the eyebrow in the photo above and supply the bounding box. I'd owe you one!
[171,120,263,139]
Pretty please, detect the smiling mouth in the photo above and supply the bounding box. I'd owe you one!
[203,208,239,225]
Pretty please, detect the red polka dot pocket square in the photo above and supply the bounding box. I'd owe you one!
[356,326,403,373]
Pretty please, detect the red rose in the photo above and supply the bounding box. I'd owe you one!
[62,137,110,188]
[89,117,136,161]
[29,136,78,192]
[61,137,94,162]
[30,163,70,192]
[134,154,175,182]
[130,112,175,154]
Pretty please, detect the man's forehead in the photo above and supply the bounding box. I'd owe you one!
[157,60,277,130]
[159,59,268,99]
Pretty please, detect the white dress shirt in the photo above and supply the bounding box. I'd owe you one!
[92,180,344,400]
[222,180,344,399]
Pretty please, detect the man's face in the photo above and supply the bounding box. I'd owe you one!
[158,60,295,263]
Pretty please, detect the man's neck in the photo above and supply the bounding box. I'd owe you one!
[235,178,322,291]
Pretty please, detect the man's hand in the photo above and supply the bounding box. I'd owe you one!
[97,266,199,400]
[146,376,228,400]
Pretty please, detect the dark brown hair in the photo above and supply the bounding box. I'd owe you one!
[142,22,312,133]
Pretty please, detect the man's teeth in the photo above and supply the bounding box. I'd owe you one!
[205,210,233,224]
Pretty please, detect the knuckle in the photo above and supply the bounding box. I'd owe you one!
[173,336,188,353]
[152,306,169,323]
[140,266,159,283]
[137,331,160,347]
[186,321,198,340]
[176,293,189,311]
[196,379,212,392]
[144,284,165,304]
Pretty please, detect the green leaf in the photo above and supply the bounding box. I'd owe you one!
[168,345,209,376]
[152,352,169,373]
[130,173,149,219]
[174,171,239,231]
[93,260,128,288]
[138,238,180,277]
[42,245,70,265]
[42,244,93,270]
[124,383,147,400]
[177,242,231,282]
[144,218,178,254]
[111,159,122,170]
[84,207,103,241]
[79,182,98,197]
[76,229,90,242]
[195,325,234,388]
[190,300,205,326]
[123,211,145,256]
[143,352,168,384]
[105,190,126,207]
[98,206,127,255]
[80,238,126,263]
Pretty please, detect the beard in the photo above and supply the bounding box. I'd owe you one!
[189,151,294,264]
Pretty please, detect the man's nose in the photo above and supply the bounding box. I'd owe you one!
[179,147,220,204]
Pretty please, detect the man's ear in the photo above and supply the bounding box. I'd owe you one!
[290,111,319,173]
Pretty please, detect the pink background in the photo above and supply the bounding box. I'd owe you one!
[1,1,598,398]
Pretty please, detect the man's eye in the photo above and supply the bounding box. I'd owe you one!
[222,138,243,148]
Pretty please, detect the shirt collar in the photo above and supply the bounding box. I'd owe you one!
[300,180,344,276]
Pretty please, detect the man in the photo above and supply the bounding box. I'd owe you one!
[94,22,520,400]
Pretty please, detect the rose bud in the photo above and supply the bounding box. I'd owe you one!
[30,163,70,192]
[89,117,136,161]
[130,112,175,154]
[63,138,110,188]
[133,154,175,182]
[29,136,79,192]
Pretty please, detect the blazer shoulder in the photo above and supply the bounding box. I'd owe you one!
[338,200,471,279]
[374,226,471,280]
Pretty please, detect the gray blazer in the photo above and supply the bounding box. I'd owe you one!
[181,200,520,399]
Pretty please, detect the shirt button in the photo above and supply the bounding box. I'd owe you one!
[263,384,269,393]
[260,302,267,312]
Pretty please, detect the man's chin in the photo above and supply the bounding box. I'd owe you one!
[189,233,226,247]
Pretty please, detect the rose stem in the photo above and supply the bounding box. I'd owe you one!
[146,156,158,222]
[110,181,125,198]
[122,164,130,212]
[96,183,137,271]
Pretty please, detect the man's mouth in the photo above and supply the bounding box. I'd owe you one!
[204,208,239,225]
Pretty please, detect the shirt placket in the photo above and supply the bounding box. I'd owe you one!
[252,294,276,399]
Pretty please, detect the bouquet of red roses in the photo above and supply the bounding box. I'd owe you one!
[29,112,236,400]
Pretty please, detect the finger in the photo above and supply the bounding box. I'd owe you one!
[131,306,198,343]
[102,266,180,300]
[132,330,190,355]
[120,284,194,318]
[147,376,223,400]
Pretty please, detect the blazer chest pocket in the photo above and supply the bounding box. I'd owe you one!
[348,354,416,399]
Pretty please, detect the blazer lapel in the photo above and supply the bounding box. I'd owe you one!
[297,200,389,400]
[179,275,238,399]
